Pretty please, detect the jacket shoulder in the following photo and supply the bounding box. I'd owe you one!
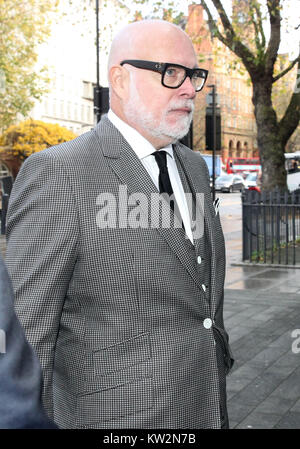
[31,130,98,164]
[177,144,210,176]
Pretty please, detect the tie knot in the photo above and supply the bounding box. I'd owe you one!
[153,150,168,170]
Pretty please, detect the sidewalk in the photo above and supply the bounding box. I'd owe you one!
[1,231,300,429]
[225,288,300,429]
[223,224,300,429]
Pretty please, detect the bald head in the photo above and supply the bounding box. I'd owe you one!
[108,20,196,72]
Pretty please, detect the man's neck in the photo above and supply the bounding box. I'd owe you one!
[109,107,175,150]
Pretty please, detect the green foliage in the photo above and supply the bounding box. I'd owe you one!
[251,238,300,264]
[132,0,186,22]
[0,0,59,131]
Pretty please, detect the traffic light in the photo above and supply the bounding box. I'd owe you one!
[205,107,221,151]
[94,86,109,122]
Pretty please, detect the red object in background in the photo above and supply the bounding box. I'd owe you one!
[226,157,261,174]
[248,185,261,193]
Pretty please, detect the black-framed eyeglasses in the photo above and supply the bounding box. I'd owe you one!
[120,60,208,92]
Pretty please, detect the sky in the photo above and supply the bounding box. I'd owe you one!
[127,0,300,58]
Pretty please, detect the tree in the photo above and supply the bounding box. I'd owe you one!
[200,0,300,190]
[272,53,300,152]
[0,0,58,131]
[0,119,76,161]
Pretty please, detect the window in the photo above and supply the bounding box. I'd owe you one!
[45,100,49,115]
[53,99,57,117]
[0,163,10,177]
[88,105,93,122]
[60,101,64,118]
[74,104,78,121]
[82,81,94,100]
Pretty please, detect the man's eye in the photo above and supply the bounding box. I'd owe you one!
[165,68,177,77]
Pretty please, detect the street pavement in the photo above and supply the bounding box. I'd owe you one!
[1,192,300,429]
[219,192,300,429]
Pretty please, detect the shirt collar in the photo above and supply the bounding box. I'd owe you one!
[107,109,173,160]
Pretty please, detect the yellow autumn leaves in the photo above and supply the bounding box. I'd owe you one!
[0,119,76,161]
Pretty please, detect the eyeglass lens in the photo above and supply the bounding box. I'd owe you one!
[163,66,205,91]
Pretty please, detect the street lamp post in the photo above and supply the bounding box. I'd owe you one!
[208,84,217,202]
[94,0,101,123]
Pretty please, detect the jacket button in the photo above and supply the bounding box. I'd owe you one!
[202,284,206,292]
[197,255,202,264]
[203,318,212,329]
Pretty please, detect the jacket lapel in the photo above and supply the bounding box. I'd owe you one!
[173,143,218,315]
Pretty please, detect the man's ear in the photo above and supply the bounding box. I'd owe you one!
[109,65,130,100]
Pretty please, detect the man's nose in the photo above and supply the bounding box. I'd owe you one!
[179,76,196,99]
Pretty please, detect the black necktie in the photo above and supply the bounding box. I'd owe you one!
[152,151,185,230]
[152,150,175,211]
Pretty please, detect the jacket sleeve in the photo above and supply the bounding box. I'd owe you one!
[5,151,80,419]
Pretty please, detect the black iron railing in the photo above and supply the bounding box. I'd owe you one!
[242,189,300,265]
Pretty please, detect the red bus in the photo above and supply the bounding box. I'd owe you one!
[226,157,261,174]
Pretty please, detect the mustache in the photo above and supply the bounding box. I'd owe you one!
[167,100,195,113]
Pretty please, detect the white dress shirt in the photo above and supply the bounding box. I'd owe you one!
[107,109,194,243]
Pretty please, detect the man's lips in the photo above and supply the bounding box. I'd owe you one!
[169,107,192,113]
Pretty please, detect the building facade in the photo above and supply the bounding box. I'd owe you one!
[186,4,258,162]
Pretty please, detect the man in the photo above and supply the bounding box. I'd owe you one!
[0,255,57,429]
[6,20,233,429]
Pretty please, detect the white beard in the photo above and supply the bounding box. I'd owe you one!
[123,78,194,142]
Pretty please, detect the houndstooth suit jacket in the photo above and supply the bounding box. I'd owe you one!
[5,115,233,429]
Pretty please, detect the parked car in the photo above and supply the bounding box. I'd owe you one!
[244,172,258,189]
[287,171,300,192]
[210,170,227,188]
[215,174,245,193]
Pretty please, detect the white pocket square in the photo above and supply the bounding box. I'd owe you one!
[213,198,220,216]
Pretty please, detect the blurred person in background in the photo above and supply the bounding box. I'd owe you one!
[0,255,57,429]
